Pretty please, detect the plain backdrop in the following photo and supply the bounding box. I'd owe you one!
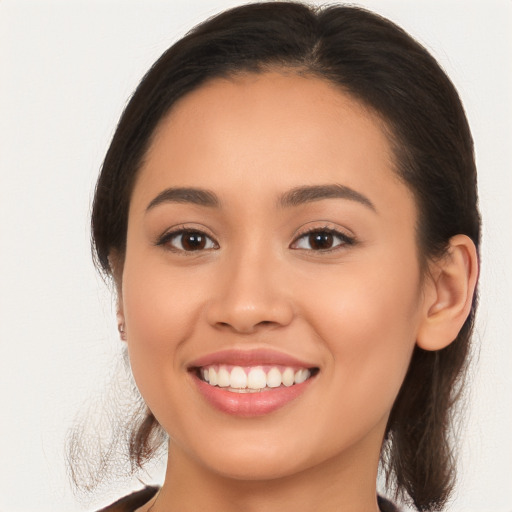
[0,1,511,511]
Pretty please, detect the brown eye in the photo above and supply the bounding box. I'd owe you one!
[291,229,354,251]
[308,232,334,250]
[161,230,218,252]
[181,232,207,251]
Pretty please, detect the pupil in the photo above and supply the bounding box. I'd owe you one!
[182,233,205,250]
[309,232,333,250]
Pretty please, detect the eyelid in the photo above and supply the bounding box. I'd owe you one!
[155,224,219,252]
[290,224,356,251]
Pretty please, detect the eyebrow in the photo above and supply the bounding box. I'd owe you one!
[145,183,376,213]
[279,184,376,212]
[146,187,220,211]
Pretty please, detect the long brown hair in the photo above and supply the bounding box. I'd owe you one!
[87,3,480,510]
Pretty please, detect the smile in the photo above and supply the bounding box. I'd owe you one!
[188,350,319,416]
[197,365,314,393]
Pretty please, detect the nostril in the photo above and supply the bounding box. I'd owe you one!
[215,320,274,333]
[206,296,294,333]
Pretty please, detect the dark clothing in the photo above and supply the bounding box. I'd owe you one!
[96,486,159,512]
[97,486,400,512]
[378,495,400,512]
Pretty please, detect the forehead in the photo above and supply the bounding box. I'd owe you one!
[133,71,413,219]
[151,71,392,168]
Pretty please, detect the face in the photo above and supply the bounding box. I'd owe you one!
[120,72,427,481]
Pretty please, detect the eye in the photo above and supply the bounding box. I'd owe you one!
[158,229,218,252]
[291,228,355,251]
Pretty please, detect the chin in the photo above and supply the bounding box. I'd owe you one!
[206,455,306,482]
[180,432,312,482]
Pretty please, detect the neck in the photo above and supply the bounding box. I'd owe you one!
[150,434,383,512]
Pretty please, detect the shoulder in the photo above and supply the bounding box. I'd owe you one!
[96,486,159,512]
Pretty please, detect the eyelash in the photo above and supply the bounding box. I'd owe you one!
[291,227,356,252]
[156,226,356,254]
[156,227,219,253]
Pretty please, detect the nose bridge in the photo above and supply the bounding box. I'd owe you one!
[206,240,293,332]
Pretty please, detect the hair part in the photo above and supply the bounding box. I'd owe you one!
[88,3,481,510]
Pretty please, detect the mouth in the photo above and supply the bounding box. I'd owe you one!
[192,364,319,393]
[188,350,319,416]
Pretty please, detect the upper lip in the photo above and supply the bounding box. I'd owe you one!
[188,348,317,369]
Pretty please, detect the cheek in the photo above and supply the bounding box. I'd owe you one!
[120,260,219,441]
[302,255,422,412]
[122,258,198,350]
[120,254,201,405]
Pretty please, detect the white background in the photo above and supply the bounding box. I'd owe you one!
[0,1,511,511]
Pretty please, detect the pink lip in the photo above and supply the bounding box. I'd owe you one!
[192,375,315,417]
[188,349,318,417]
[188,348,315,369]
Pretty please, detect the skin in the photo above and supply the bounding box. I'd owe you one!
[115,72,477,512]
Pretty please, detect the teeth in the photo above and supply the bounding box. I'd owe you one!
[294,368,310,384]
[200,365,313,390]
[282,367,295,387]
[230,366,247,389]
[247,367,266,389]
[209,367,218,386]
[217,367,230,387]
[266,367,282,388]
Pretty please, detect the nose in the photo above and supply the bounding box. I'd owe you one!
[205,250,294,334]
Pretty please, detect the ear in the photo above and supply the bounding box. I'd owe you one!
[108,250,127,342]
[116,309,127,342]
[417,235,479,351]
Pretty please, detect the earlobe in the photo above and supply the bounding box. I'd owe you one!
[417,235,479,351]
[117,311,127,341]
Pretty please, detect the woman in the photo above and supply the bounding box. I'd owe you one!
[86,2,480,511]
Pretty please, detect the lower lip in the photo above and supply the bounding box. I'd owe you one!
[192,374,315,417]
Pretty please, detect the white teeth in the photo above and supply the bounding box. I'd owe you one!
[247,367,266,389]
[209,367,218,386]
[200,365,314,390]
[266,367,282,388]
[294,368,310,384]
[230,366,247,388]
[282,367,295,387]
[217,367,230,387]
